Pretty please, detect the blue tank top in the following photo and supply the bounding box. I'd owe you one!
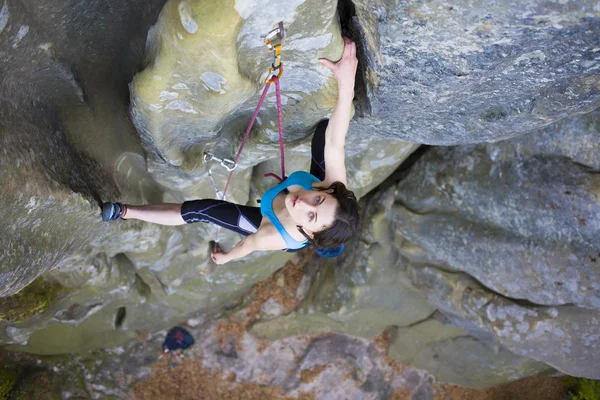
[260,171,321,249]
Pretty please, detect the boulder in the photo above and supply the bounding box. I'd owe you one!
[1,0,415,354]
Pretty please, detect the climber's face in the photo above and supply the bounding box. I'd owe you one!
[285,189,337,235]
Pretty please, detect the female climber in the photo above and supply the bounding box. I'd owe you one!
[102,38,360,265]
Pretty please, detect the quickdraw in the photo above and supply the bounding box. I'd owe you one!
[204,21,287,199]
[264,21,284,84]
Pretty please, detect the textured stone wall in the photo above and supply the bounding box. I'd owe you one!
[1,0,599,390]
[253,111,600,386]
[352,0,600,144]
[1,0,415,356]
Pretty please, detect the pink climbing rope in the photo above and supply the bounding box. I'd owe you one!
[211,77,287,251]
[221,82,273,200]
[262,76,286,183]
[202,21,286,364]
[221,77,287,198]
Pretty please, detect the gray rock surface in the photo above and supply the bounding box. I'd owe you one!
[352,0,600,144]
[400,111,600,379]
[253,183,556,388]
[1,0,415,356]
[395,117,600,309]
[259,111,600,386]
[0,0,167,297]
[390,319,554,389]
[0,319,438,399]
[406,265,600,380]
[1,0,600,393]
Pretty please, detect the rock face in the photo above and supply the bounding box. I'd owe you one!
[129,0,344,183]
[253,111,600,387]
[352,0,600,144]
[0,319,438,400]
[395,113,600,310]
[0,0,167,297]
[0,0,416,355]
[1,0,600,392]
[393,111,600,380]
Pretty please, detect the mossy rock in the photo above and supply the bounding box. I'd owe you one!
[566,377,600,400]
[10,371,62,400]
[0,366,18,400]
[0,278,68,323]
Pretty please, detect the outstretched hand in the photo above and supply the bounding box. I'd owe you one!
[211,247,230,265]
[319,37,358,88]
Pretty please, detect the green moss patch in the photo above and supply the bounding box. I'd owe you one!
[566,377,600,400]
[0,366,18,400]
[0,278,68,323]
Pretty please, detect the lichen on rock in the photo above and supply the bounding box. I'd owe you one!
[0,366,17,400]
[0,278,68,323]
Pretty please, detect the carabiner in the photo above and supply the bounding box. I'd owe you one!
[220,158,236,171]
[265,65,284,84]
[264,21,285,50]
